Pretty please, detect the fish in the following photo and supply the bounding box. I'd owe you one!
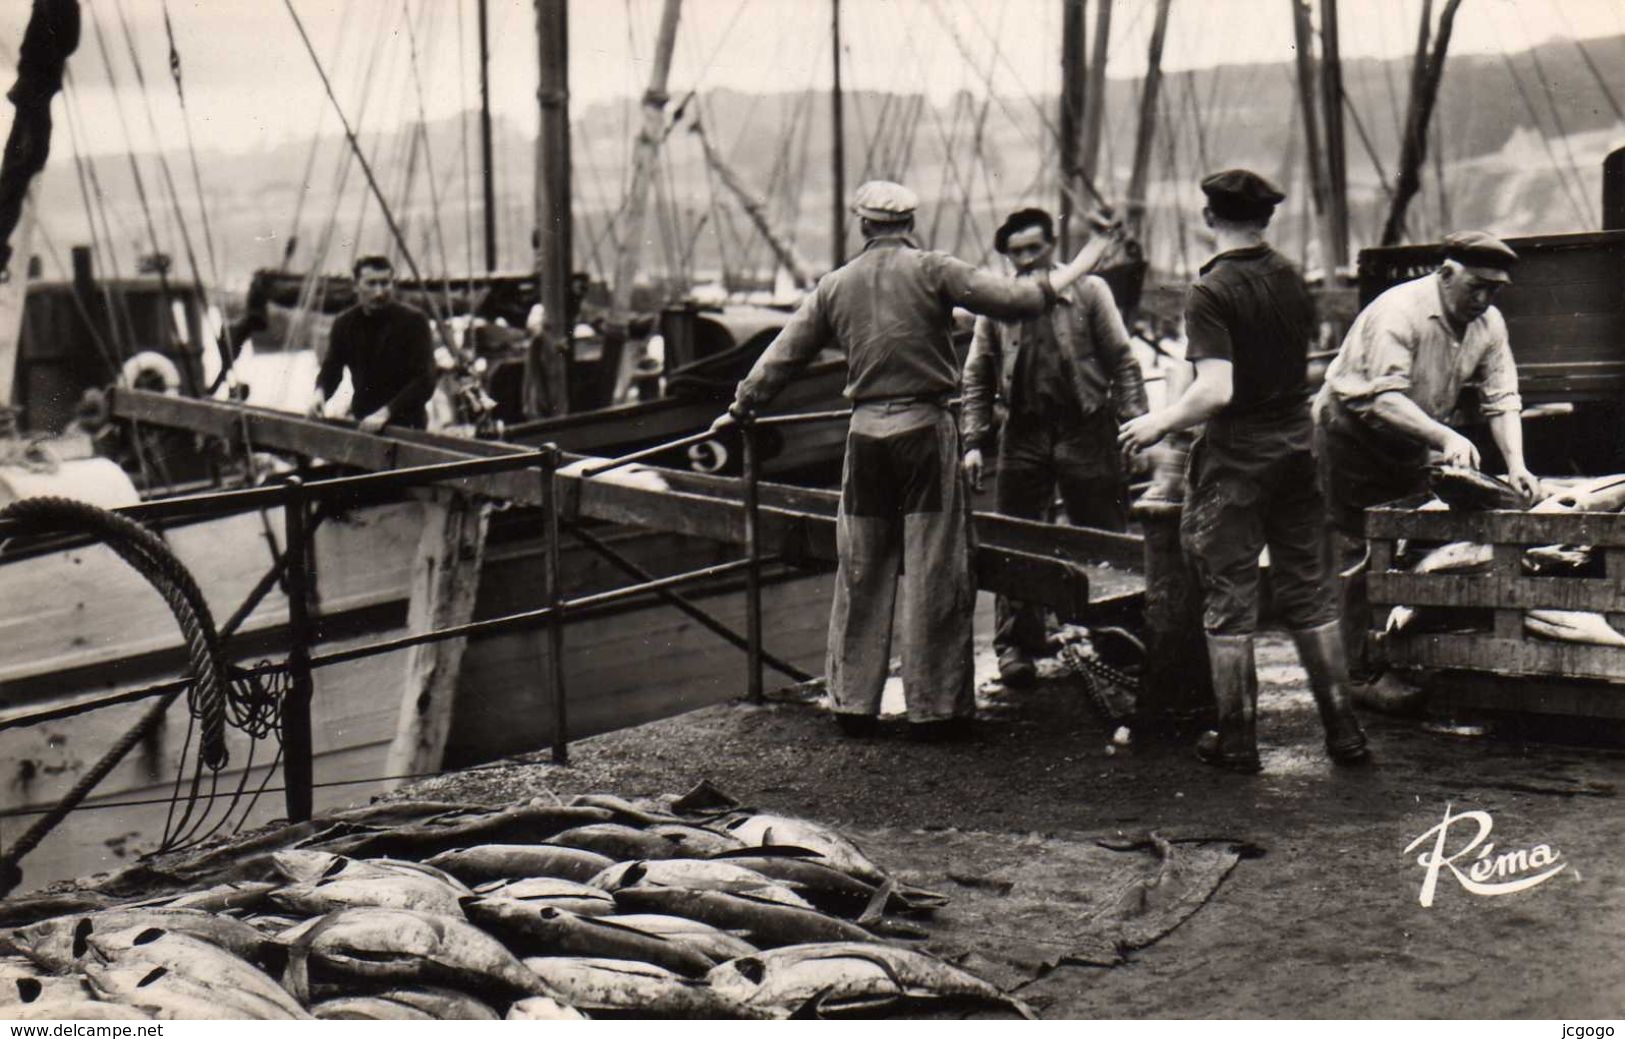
[2,998,152,1020]
[470,877,617,917]
[521,956,750,1018]
[148,882,279,915]
[505,995,590,1020]
[283,906,549,1003]
[1523,544,1595,574]
[591,860,815,910]
[720,815,890,885]
[644,823,747,856]
[715,855,946,917]
[2,960,91,1008]
[707,942,1029,1019]
[1428,465,1533,511]
[85,961,304,1020]
[269,873,467,917]
[1412,541,1493,575]
[310,805,616,859]
[424,844,616,884]
[6,909,268,974]
[1525,609,1625,647]
[312,987,500,1020]
[85,926,309,1020]
[599,915,759,964]
[319,799,499,828]
[460,897,716,977]
[567,793,683,827]
[1384,605,1416,635]
[547,823,689,861]
[1530,473,1625,514]
[270,850,471,893]
[611,887,878,949]
[0,894,112,928]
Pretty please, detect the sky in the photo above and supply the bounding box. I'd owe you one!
[2,0,1623,158]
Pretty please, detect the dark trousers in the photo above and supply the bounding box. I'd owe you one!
[1180,410,1337,636]
[993,410,1127,658]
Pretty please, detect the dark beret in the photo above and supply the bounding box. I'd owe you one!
[994,208,1055,254]
[1200,168,1286,221]
[1442,230,1518,275]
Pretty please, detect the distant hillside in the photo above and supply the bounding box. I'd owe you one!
[33,31,1625,289]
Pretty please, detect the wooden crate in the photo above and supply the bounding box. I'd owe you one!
[1365,504,1625,684]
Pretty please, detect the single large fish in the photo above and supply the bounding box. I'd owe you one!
[85,961,303,1020]
[591,860,814,910]
[270,873,467,917]
[425,844,616,884]
[521,956,750,1018]
[461,897,716,977]
[547,823,689,861]
[707,942,1029,1019]
[1411,541,1493,575]
[721,815,890,885]
[1530,473,1625,515]
[2,998,151,1020]
[86,926,309,1020]
[313,805,615,859]
[1525,609,1625,647]
[1,959,91,1008]
[1523,544,1595,574]
[644,823,747,857]
[312,987,500,1021]
[1429,466,1533,511]
[471,877,617,917]
[568,793,683,828]
[611,887,877,949]
[6,909,267,974]
[146,882,279,915]
[0,894,112,928]
[710,854,894,917]
[270,850,469,893]
[505,995,590,1020]
[601,915,759,964]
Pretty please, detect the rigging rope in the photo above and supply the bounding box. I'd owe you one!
[157,0,222,294]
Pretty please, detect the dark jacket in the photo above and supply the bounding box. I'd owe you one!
[317,300,437,429]
[960,273,1148,451]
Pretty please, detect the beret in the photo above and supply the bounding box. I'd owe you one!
[851,180,918,222]
[994,207,1055,254]
[1200,168,1285,220]
[1442,230,1518,278]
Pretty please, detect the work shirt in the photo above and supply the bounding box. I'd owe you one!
[1316,271,1522,432]
[1011,308,1080,424]
[317,300,437,429]
[732,233,1055,413]
[1184,243,1316,423]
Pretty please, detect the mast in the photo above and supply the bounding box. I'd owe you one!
[528,0,571,418]
[1124,0,1172,237]
[601,0,682,405]
[1059,0,1087,254]
[693,123,814,289]
[830,0,845,268]
[1318,0,1348,269]
[1079,0,1112,186]
[1289,0,1335,278]
[1382,0,1462,246]
[478,0,498,271]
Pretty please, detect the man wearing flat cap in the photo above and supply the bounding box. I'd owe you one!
[714,180,1120,741]
[1120,168,1368,773]
[1314,229,1537,687]
[961,206,1148,686]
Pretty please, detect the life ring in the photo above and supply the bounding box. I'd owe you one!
[119,351,182,394]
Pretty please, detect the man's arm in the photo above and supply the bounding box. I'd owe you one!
[1081,278,1148,420]
[959,315,1002,491]
[936,226,1126,321]
[713,284,833,430]
[365,314,438,431]
[1475,319,1536,496]
[1118,358,1232,452]
[310,321,347,417]
[1365,391,1480,469]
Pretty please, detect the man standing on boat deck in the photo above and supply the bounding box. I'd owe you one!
[960,207,1149,688]
[1313,231,1538,689]
[308,254,438,432]
[712,180,1117,742]
[1118,170,1368,772]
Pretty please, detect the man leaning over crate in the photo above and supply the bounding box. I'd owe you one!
[1313,231,1541,690]
[1120,169,1368,772]
[960,207,1149,687]
[712,181,1118,742]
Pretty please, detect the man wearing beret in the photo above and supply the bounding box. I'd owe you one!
[713,181,1119,741]
[961,207,1149,687]
[1120,169,1368,772]
[1314,230,1539,685]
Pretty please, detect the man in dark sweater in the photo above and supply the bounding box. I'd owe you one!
[1119,169,1367,773]
[309,255,438,431]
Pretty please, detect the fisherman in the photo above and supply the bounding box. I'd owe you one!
[712,180,1116,741]
[308,254,438,432]
[1119,169,1368,772]
[1315,231,1538,689]
[961,207,1149,687]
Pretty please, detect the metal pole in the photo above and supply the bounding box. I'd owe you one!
[830,0,846,268]
[281,476,316,822]
[532,0,572,418]
[1059,0,1086,255]
[741,419,764,702]
[478,0,498,272]
[541,445,569,763]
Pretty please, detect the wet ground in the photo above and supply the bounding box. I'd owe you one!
[410,595,1625,1020]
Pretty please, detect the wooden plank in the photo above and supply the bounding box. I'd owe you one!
[1365,506,1625,547]
[1387,632,1625,682]
[382,490,490,786]
[1429,672,1625,721]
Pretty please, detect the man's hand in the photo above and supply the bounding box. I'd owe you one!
[961,448,984,492]
[1118,411,1168,454]
[709,409,738,435]
[306,392,327,420]
[1126,447,1153,477]
[1439,429,1481,469]
[358,407,390,433]
[1505,464,1542,502]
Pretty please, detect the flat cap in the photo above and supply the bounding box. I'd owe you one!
[1200,168,1285,221]
[1442,230,1518,280]
[852,180,918,222]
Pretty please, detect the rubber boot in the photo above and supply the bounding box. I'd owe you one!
[1290,620,1370,764]
[1195,633,1262,773]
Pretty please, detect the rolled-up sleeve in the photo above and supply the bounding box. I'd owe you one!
[1328,316,1416,418]
[734,282,833,413]
[1474,313,1523,416]
[932,254,1053,321]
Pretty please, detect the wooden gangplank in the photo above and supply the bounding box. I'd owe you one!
[112,390,1144,617]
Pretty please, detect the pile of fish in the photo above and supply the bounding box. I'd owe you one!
[1,789,1031,1020]
[1385,473,1625,647]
